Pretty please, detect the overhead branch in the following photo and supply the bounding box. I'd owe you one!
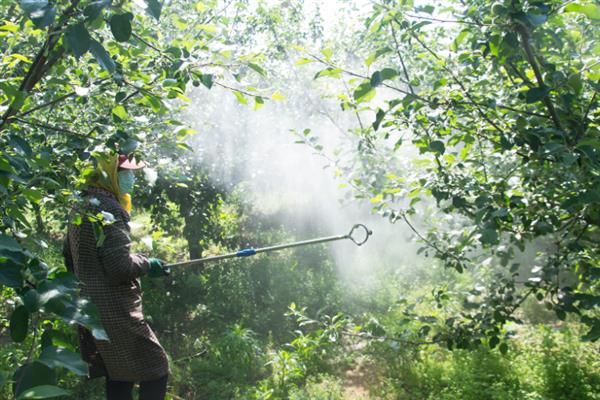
[516,27,563,130]
[214,81,262,98]
[16,92,76,118]
[131,32,174,62]
[397,19,510,136]
[389,22,414,95]
[403,12,486,26]
[0,0,81,133]
[15,117,90,138]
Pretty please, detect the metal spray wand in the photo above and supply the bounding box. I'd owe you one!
[165,224,373,269]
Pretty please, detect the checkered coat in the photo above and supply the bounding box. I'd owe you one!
[64,187,169,382]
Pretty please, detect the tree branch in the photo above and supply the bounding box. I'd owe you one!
[389,22,414,95]
[398,20,510,136]
[214,81,262,98]
[516,27,563,130]
[16,92,75,118]
[0,0,81,133]
[403,12,486,26]
[131,32,173,61]
[14,117,90,138]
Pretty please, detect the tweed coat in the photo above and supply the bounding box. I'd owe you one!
[64,187,169,382]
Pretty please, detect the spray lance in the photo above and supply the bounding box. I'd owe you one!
[165,224,373,269]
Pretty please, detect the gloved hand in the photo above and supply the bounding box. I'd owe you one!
[147,258,170,278]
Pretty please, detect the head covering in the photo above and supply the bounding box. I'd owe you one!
[86,154,136,214]
[118,154,146,170]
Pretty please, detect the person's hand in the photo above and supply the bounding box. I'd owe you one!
[147,258,170,278]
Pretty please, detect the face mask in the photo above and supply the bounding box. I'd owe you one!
[118,170,135,194]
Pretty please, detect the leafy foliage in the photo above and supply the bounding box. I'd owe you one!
[1,0,599,398]
[0,0,266,396]
[298,0,600,348]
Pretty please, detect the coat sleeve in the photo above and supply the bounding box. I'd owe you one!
[97,216,149,285]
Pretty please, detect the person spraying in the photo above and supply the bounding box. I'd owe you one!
[63,153,170,400]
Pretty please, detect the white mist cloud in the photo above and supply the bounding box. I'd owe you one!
[181,60,423,287]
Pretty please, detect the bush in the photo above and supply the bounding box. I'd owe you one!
[170,325,265,399]
[288,374,346,400]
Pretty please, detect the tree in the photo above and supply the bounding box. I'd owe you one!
[0,0,268,396]
[299,0,600,348]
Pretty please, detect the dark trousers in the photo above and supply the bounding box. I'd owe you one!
[106,374,168,400]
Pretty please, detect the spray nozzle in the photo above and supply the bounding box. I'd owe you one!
[347,224,373,246]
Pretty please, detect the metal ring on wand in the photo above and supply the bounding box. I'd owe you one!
[347,224,373,246]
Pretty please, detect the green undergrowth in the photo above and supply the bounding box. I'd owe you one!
[2,212,598,400]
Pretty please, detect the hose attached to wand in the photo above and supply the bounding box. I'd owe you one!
[165,224,373,269]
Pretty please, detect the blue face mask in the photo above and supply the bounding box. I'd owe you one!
[118,170,135,194]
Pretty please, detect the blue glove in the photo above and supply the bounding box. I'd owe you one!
[147,258,170,278]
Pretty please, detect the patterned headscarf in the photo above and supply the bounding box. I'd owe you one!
[85,154,132,214]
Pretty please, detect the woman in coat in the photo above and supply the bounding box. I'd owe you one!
[63,153,171,400]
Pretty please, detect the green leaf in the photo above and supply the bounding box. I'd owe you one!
[365,46,391,66]
[23,289,40,313]
[176,142,193,151]
[10,305,29,342]
[84,0,111,21]
[0,234,22,252]
[196,23,217,32]
[321,47,333,60]
[565,3,600,20]
[21,1,56,27]
[22,188,43,204]
[144,0,163,20]
[175,127,198,140]
[0,260,24,287]
[314,68,343,79]
[567,74,583,93]
[248,62,266,77]
[370,68,398,87]
[45,297,108,341]
[271,91,284,101]
[17,385,70,399]
[372,108,386,131]
[480,228,499,245]
[89,40,115,73]
[527,13,547,26]
[499,342,508,354]
[12,362,56,397]
[120,139,138,154]
[254,96,264,110]
[379,68,398,81]
[370,71,382,87]
[90,220,106,248]
[112,105,128,120]
[0,156,14,173]
[296,58,314,65]
[370,193,383,203]
[233,91,247,105]
[429,140,445,155]
[0,22,19,32]
[199,74,213,89]
[353,82,374,101]
[39,346,88,376]
[525,85,550,103]
[489,336,500,349]
[20,0,47,14]
[109,13,133,42]
[452,29,469,50]
[582,323,600,342]
[65,23,91,58]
